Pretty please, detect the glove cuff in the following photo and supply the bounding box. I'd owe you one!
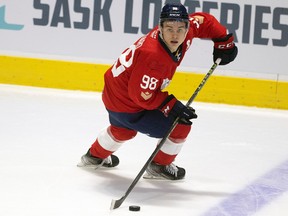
[213,33,235,50]
[159,95,177,117]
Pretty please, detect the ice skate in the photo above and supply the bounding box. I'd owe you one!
[77,149,119,169]
[143,161,185,180]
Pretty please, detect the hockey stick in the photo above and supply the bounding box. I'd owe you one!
[110,58,222,210]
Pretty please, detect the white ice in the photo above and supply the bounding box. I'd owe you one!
[0,84,288,216]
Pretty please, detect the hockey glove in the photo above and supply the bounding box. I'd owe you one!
[159,95,197,124]
[212,33,238,65]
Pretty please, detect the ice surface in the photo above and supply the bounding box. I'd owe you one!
[0,84,288,216]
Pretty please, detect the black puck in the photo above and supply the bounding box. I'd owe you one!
[129,205,140,211]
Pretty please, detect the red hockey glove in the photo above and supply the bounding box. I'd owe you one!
[213,33,238,65]
[159,95,197,124]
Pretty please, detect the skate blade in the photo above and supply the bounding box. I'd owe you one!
[77,161,102,169]
[77,161,85,167]
[143,172,167,180]
[143,172,185,181]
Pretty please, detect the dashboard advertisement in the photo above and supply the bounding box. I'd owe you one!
[0,0,287,79]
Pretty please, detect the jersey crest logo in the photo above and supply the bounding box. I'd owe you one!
[161,78,171,90]
[141,91,153,100]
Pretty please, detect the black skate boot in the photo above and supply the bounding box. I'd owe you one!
[144,161,185,180]
[77,149,119,169]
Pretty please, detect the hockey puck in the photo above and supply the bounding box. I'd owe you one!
[129,205,140,211]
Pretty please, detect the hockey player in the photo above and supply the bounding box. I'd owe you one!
[77,3,238,180]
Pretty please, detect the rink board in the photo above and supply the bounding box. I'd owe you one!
[0,55,287,110]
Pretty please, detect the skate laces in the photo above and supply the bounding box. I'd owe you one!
[164,163,179,177]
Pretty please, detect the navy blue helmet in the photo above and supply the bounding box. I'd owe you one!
[160,3,189,27]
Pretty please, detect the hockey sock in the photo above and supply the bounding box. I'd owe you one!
[153,123,191,165]
[153,138,183,165]
[90,125,137,159]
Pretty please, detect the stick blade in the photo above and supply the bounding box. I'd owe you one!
[110,197,125,210]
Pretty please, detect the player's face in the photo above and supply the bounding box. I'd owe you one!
[161,21,188,52]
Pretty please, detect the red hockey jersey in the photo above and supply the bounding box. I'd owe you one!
[102,12,227,113]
